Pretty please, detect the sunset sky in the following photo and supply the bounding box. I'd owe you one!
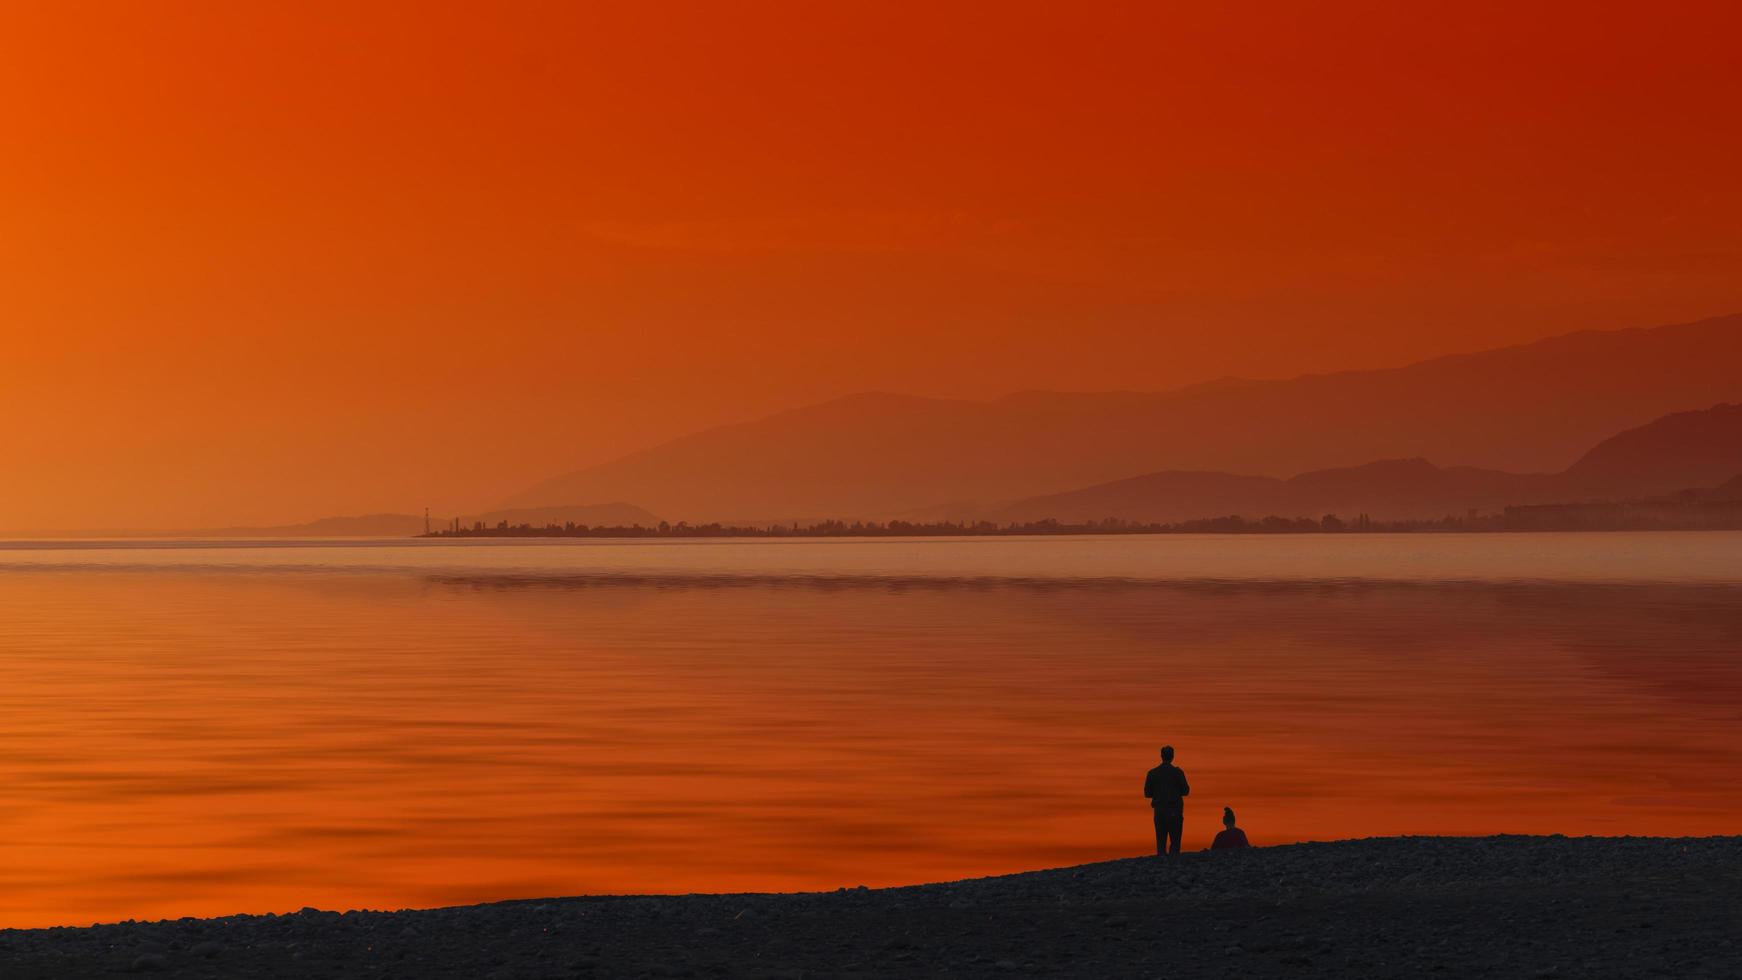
[4,1,1740,530]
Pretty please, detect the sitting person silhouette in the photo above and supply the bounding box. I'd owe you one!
[1210,806,1251,850]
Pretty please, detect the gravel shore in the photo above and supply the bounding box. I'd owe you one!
[2,836,1737,979]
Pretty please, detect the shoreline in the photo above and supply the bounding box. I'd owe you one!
[3,835,1737,978]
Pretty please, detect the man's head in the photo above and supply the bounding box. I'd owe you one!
[1160,745,1174,763]
[1223,806,1237,828]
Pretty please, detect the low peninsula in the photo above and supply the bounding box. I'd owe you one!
[422,499,1742,539]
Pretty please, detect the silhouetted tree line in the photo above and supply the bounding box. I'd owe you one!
[423,498,1742,539]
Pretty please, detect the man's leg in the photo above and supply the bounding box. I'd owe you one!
[1153,810,1167,855]
[1164,810,1184,856]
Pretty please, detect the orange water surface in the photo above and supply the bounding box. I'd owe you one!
[0,535,1738,927]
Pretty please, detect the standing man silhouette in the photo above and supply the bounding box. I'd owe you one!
[1143,745,1190,856]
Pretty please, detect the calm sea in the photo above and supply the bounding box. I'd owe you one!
[1,533,1738,927]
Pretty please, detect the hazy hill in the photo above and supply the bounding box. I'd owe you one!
[506,314,1742,522]
[1561,403,1742,499]
[994,403,1742,523]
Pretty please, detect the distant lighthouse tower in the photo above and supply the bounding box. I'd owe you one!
[424,507,431,536]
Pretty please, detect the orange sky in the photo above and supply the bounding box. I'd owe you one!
[4,1,1740,529]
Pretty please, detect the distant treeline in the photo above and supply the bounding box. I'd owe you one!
[424,500,1742,539]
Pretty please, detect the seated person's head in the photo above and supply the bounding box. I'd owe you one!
[1223,806,1237,828]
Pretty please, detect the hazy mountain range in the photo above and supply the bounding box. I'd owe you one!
[991,403,1742,524]
[84,313,1742,537]
[208,398,1742,535]
[505,314,1742,523]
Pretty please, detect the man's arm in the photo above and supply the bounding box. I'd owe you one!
[1143,770,1155,799]
[1178,770,1190,797]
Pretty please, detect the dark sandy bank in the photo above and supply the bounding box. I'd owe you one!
[2,836,1738,979]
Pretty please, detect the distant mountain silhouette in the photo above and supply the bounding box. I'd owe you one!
[1561,403,1742,499]
[993,403,1742,523]
[505,314,1742,522]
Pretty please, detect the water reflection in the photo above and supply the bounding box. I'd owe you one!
[0,550,1738,927]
